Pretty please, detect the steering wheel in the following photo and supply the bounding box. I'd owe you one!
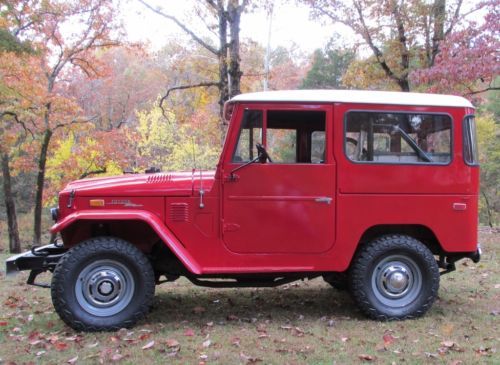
[256,143,273,163]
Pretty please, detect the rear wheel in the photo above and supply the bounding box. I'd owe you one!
[51,237,155,331]
[350,235,439,320]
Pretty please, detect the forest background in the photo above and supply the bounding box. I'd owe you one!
[0,0,498,253]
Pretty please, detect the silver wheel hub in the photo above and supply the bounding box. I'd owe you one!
[75,260,135,317]
[371,255,423,307]
[87,271,122,304]
[381,265,410,297]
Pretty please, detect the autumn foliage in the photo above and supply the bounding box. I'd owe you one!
[1,0,499,253]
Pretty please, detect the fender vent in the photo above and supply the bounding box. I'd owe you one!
[170,203,189,222]
[147,174,172,184]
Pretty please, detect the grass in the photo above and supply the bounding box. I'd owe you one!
[0,229,498,364]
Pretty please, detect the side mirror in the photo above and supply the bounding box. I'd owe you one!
[256,143,272,163]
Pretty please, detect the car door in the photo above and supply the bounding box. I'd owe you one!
[222,104,335,254]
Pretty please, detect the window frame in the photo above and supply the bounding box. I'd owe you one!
[343,109,454,166]
[462,114,479,166]
[231,108,264,163]
[231,105,329,165]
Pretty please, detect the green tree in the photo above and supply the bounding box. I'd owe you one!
[301,43,355,89]
[476,114,500,227]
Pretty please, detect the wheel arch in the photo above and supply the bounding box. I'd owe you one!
[356,224,442,256]
[51,210,202,274]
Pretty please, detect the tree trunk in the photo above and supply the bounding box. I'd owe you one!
[2,153,21,253]
[228,1,243,98]
[217,5,229,118]
[33,128,53,244]
[431,0,446,66]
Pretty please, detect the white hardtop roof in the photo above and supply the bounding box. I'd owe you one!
[230,89,474,108]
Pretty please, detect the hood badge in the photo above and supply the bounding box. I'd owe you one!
[108,199,143,208]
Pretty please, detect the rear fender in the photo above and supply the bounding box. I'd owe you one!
[50,210,202,274]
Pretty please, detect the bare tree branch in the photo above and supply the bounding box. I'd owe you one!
[464,86,500,96]
[138,0,219,55]
[159,81,221,117]
[79,167,107,179]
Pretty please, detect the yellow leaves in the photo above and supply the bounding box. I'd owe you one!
[476,114,497,160]
[132,102,222,172]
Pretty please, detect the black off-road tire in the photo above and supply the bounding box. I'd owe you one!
[323,272,349,291]
[350,235,439,320]
[51,237,155,331]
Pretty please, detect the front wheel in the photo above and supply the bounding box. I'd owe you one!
[350,235,439,320]
[51,237,155,331]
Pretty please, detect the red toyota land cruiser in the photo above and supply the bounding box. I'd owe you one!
[6,90,481,331]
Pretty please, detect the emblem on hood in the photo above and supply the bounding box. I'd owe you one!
[108,199,143,208]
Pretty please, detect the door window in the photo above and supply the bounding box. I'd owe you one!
[266,110,326,163]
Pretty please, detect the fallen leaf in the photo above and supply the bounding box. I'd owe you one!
[87,342,99,348]
[227,314,239,321]
[441,340,456,348]
[240,352,262,363]
[341,336,350,342]
[54,341,69,351]
[138,333,150,341]
[36,350,46,356]
[383,333,396,346]
[67,355,78,364]
[141,340,155,350]
[111,353,124,362]
[358,354,376,361]
[165,339,180,348]
[231,337,241,347]
[202,339,211,348]
[184,328,195,337]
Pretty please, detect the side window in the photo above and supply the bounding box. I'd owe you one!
[266,110,326,163]
[345,112,452,164]
[463,115,479,165]
[232,110,263,162]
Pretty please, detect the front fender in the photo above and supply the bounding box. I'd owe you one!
[50,210,202,275]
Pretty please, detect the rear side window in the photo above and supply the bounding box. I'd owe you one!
[345,112,452,164]
[463,115,479,165]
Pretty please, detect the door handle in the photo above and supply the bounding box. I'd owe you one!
[315,197,332,204]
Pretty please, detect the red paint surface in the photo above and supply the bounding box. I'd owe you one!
[52,102,479,275]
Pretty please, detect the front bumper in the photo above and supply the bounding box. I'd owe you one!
[5,244,66,286]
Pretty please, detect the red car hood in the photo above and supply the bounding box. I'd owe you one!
[61,170,216,197]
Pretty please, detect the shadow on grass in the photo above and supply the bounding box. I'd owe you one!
[147,281,363,326]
